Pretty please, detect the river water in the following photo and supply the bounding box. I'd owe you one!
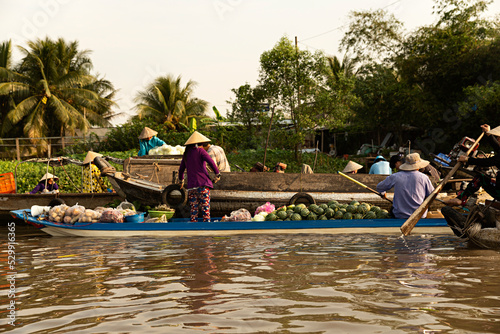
[1,222,500,334]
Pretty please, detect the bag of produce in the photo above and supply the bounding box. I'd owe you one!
[78,209,102,223]
[254,202,275,216]
[221,208,252,222]
[48,204,69,223]
[63,204,86,224]
[100,208,124,223]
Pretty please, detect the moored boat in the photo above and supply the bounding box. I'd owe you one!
[11,209,450,237]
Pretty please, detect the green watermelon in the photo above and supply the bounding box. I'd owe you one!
[291,213,302,221]
[265,213,277,221]
[364,211,377,219]
[354,213,363,220]
[300,208,310,218]
[377,209,390,219]
[346,205,357,213]
[313,207,324,215]
[343,212,353,220]
[370,206,381,214]
[357,204,369,215]
[327,200,339,206]
[319,203,329,211]
[296,203,307,210]
[319,215,328,220]
[286,210,294,218]
[306,212,317,220]
[325,208,334,218]
[276,210,287,220]
[287,204,295,211]
[350,200,360,206]
[334,210,344,219]
[308,204,319,212]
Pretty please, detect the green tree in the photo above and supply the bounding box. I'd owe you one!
[134,74,209,131]
[0,37,117,149]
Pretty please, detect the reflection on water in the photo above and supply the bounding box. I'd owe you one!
[1,225,500,333]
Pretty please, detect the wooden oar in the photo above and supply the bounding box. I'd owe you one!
[400,132,484,236]
[338,171,393,203]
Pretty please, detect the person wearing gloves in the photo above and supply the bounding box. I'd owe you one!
[178,131,220,223]
[30,173,60,194]
[138,127,166,156]
[342,161,363,174]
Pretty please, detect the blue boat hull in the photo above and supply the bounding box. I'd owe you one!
[10,209,450,237]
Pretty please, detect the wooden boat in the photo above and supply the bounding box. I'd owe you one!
[10,209,450,237]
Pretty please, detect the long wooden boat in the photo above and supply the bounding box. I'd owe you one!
[10,209,450,237]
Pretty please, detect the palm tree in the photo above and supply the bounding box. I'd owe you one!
[0,37,117,146]
[0,40,19,136]
[134,75,208,130]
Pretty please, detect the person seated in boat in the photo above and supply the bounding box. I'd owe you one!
[444,125,500,209]
[376,153,434,219]
[83,151,108,193]
[178,131,220,223]
[30,173,60,194]
[390,153,440,186]
[200,137,231,172]
[369,155,392,175]
[342,161,363,174]
[138,127,166,157]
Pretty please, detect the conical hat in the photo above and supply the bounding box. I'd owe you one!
[487,126,500,137]
[342,161,363,173]
[39,173,58,182]
[83,151,103,164]
[184,131,211,145]
[138,127,158,139]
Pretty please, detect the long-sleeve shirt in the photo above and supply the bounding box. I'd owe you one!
[179,146,220,189]
[376,170,434,219]
[207,145,231,172]
[30,181,59,194]
[369,161,392,175]
[467,134,500,169]
[138,136,166,156]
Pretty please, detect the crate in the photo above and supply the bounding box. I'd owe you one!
[0,172,16,194]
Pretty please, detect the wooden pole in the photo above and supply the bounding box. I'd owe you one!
[15,138,20,161]
[263,106,274,170]
[400,132,484,236]
[338,171,393,203]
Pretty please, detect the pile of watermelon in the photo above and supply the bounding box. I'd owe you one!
[260,200,390,221]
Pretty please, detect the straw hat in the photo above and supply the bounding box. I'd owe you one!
[342,161,364,173]
[487,126,500,137]
[399,153,429,171]
[39,173,58,182]
[138,127,158,139]
[184,131,211,145]
[83,151,103,164]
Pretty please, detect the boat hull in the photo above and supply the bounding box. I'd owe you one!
[11,209,450,237]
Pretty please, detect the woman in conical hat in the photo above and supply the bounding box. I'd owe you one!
[178,131,220,222]
[138,127,166,156]
[82,151,107,193]
[30,173,59,194]
[342,161,363,174]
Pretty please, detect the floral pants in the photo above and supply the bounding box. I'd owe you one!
[188,187,211,222]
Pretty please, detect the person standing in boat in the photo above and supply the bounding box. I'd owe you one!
[138,127,166,156]
[342,161,363,174]
[178,131,220,223]
[369,155,392,175]
[201,140,231,172]
[30,173,60,194]
[83,151,107,193]
[376,153,434,219]
[444,124,500,207]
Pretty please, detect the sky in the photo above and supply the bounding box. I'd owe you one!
[1,0,499,125]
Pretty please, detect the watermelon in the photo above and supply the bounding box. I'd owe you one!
[343,212,353,220]
[364,211,377,219]
[276,210,288,220]
[370,206,381,214]
[286,210,294,218]
[300,208,310,218]
[291,213,302,221]
[377,209,390,219]
[346,205,357,213]
[357,204,369,215]
[265,213,277,221]
[306,212,318,221]
[294,205,304,214]
[308,204,319,212]
[325,208,334,218]
[327,200,339,206]
[319,215,328,220]
[354,213,363,220]
[296,203,307,210]
[287,204,295,211]
[350,200,360,206]
[334,210,344,219]
[319,203,329,211]
[313,207,324,215]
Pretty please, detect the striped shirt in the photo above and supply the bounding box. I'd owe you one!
[207,145,230,172]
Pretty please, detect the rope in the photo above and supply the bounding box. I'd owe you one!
[149,162,161,184]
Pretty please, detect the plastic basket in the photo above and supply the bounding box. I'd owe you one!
[124,212,145,223]
[148,210,175,219]
[0,172,16,194]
